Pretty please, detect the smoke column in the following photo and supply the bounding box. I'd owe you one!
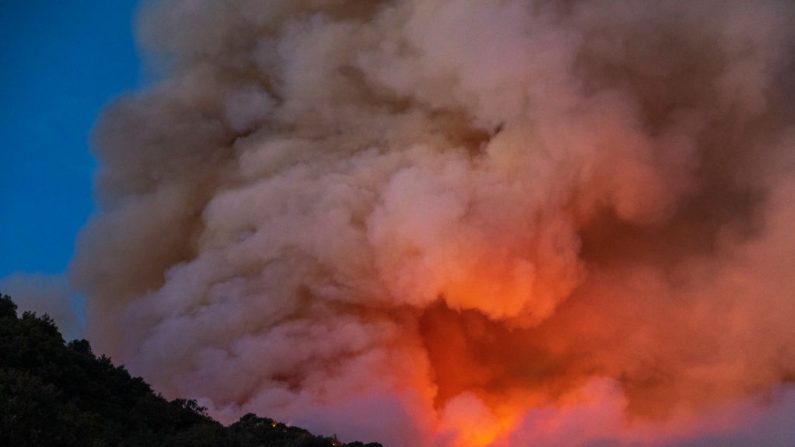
[71,1,795,445]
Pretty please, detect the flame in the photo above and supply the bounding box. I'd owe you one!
[439,393,520,447]
[417,301,585,446]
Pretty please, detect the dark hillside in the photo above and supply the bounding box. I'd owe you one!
[0,294,381,447]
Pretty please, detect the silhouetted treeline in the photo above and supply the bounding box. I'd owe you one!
[0,294,382,447]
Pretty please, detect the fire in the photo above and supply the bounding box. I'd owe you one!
[439,393,519,447]
[416,301,590,446]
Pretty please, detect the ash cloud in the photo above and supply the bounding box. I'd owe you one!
[71,1,795,445]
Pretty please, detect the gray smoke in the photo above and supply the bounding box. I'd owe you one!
[71,1,795,445]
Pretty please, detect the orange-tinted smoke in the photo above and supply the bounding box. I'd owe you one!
[70,1,795,446]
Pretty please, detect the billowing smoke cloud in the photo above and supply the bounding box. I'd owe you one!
[70,0,795,445]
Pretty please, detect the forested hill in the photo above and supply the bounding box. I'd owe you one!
[0,294,382,447]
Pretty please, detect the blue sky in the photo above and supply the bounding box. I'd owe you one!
[0,0,140,278]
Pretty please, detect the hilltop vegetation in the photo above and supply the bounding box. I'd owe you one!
[0,294,381,447]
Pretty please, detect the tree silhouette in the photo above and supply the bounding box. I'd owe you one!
[0,294,382,447]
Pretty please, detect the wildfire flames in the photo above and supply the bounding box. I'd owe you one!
[71,1,795,445]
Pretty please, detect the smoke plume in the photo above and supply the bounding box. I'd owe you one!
[71,1,795,445]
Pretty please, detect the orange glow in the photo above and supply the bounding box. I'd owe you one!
[411,275,763,446]
[438,393,519,447]
[416,301,593,446]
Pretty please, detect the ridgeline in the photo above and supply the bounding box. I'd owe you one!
[0,294,382,447]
